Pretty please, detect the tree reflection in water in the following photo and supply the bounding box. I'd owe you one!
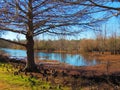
[0,48,101,66]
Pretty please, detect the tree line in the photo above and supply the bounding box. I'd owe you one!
[1,34,120,55]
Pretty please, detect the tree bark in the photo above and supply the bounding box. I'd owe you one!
[24,35,37,72]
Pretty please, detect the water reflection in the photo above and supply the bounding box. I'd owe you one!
[0,48,101,66]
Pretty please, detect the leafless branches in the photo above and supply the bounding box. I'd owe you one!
[0,0,119,45]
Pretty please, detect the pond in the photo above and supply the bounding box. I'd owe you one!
[0,48,101,66]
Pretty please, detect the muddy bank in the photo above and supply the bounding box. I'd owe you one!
[1,53,120,77]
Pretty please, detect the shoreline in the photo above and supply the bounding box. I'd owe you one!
[1,54,120,89]
[1,49,120,75]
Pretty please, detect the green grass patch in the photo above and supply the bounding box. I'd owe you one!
[0,62,70,90]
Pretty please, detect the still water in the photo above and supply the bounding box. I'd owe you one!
[0,48,101,66]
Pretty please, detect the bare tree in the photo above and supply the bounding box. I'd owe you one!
[0,0,108,71]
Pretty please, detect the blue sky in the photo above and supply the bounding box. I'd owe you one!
[3,16,119,41]
[2,22,119,41]
[1,2,120,40]
[2,32,25,40]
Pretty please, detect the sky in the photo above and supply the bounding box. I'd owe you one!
[2,16,120,41]
[1,29,97,40]
[2,32,25,40]
[1,1,120,41]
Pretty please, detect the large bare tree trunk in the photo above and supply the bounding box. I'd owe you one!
[24,35,37,72]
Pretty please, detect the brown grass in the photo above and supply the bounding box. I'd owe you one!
[89,52,120,61]
[82,52,120,76]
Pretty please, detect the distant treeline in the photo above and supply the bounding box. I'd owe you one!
[1,36,120,54]
[11,39,81,53]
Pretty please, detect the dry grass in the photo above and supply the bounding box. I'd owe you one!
[82,52,120,76]
[90,52,120,61]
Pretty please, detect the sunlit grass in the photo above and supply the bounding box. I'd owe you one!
[0,62,70,90]
[0,63,32,89]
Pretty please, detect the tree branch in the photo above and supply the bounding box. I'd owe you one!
[89,0,120,11]
[0,27,26,35]
[15,0,27,14]
[34,22,88,36]
[0,38,26,47]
